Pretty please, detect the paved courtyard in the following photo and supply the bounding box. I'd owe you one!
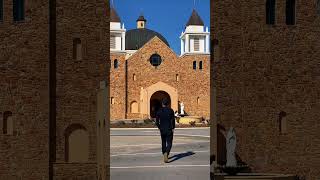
[110,128,210,180]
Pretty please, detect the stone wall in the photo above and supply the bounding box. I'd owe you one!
[179,53,210,118]
[54,0,109,177]
[212,0,320,179]
[53,163,97,180]
[110,53,126,120]
[0,0,109,179]
[0,0,50,179]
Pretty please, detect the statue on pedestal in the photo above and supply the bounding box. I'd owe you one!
[226,127,237,167]
[179,102,185,115]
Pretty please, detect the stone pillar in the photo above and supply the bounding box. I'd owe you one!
[185,34,189,53]
[211,85,218,171]
[97,81,108,180]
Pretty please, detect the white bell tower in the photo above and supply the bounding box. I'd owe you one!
[180,9,210,56]
[110,7,126,52]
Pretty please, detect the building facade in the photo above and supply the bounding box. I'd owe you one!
[110,8,211,120]
[0,0,109,179]
[211,0,320,179]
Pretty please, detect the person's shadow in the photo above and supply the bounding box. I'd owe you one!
[168,151,195,163]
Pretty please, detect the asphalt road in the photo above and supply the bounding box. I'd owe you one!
[110,128,210,180]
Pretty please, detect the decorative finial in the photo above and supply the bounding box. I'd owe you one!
[140,8,144,16]
[193,0,200,9]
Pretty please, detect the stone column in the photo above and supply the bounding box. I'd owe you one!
[211,85,218,171]
[97,81,108,180]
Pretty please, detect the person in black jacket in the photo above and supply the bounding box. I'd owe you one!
[155,98,175,163]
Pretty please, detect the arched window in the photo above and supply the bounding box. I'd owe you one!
[13,0,24,21]
[114,59,119,69]
[110,97,115,104]
[65,124,89,162]
[3,111,13,135]
[199,61,203,70]
[286,0,296,25]
[176,74,179,82]
[279,111,287,134]
[197,97,200,105]
[193,61,197,70]
[266,0,275,24]
[133,74,136,81]
[73,38,82,61]
[130,101,139,113]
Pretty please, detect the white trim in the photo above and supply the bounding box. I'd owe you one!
[110,49,126,54]
[180,32,210,39]
[110,29,126,33]
[180,52,210,57]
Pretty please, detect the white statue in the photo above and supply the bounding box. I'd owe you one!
[180,102,185,115]
[226,127,237,167]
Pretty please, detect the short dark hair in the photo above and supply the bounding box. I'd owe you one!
[162,98,169,106]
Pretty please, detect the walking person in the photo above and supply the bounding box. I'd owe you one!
[155,98,175,163]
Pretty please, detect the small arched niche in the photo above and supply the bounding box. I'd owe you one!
[3,111,13,135]
[130,101,139,113]
[279,111,287,134]
[65,124,89,162]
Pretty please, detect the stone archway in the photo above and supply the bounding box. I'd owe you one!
[150,91,171,118]
[140,82,178,118]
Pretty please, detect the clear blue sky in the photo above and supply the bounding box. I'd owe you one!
[112,0,210,54]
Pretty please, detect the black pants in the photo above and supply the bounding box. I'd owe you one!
[160,129,174,155]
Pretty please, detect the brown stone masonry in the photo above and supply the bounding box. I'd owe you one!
[211,0,320,179]
[0,0,109,179]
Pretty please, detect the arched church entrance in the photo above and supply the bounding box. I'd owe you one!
[140,82,178,119]
[150,91,171,118]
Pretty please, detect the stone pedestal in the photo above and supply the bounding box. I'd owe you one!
[179,116,202,124]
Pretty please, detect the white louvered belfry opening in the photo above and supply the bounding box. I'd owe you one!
[194,37,200,51]
[110,35,116,49]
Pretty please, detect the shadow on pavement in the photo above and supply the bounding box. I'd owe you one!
[168,151,195,163]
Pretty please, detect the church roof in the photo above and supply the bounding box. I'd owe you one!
[186,9,204,26]
[110,7,121,22]
[126,28,169,50]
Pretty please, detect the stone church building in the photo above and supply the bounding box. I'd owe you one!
[110,7,210,120]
